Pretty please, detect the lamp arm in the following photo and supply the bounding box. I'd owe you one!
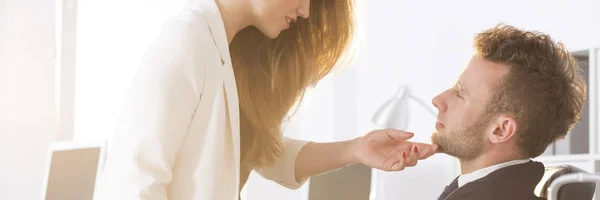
[408,96,437,117]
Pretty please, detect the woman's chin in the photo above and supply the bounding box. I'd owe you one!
[265,31,281,39]
[257,27,283,39]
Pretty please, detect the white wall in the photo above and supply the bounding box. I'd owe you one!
[0,0,56,199]
[360,0,600,199]
[73,0,186,141]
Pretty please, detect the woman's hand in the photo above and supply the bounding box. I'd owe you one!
[352,129,438,171]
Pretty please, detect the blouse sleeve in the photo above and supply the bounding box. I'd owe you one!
[254,136,311,189]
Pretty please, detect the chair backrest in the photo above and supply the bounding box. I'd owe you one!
[534,164,596,200]
[41,140,106,200]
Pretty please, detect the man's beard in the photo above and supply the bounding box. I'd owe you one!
[431,112,493,161]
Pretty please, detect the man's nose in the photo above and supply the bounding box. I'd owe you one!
[432,94,446,113]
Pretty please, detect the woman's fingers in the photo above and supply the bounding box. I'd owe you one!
[385,139,440,171]
[390,152,409,171]
[406,146,420,166]
[412,143,439,160]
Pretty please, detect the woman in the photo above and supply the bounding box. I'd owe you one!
[95,0,438,199]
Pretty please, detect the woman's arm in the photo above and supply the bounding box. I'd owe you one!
[292,140,358,180]
[294,129,438,181]
[255,138,358,188]
[255,129,438,189]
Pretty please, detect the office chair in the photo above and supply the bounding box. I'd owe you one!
[41,140,106,200]
[534,165,595,200]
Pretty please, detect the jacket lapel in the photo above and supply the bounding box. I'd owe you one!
[190,0,241,196]
[439,176,459,200]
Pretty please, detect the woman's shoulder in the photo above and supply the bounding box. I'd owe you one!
[158,10,214,48]
[133,10,217,91]
[145,9,220,75]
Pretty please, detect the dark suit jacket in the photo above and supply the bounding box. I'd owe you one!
[439,161,545,200]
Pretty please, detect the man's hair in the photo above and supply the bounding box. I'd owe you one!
[474,24,587,158]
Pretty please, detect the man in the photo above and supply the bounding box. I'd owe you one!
[431,24,587,200]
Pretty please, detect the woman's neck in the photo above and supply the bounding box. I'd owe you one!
[215,0,252,44]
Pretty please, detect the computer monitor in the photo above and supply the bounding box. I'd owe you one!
[40,140,105,200]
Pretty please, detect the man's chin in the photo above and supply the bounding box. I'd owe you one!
[430,131,444,142]
[430,132,446,154]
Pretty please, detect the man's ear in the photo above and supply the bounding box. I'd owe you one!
[488,114,518,144]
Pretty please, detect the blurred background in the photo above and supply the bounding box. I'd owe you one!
[1,0,600,199]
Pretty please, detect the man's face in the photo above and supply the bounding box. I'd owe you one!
[430,55,509,161]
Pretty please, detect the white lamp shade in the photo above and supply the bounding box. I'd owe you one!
[372,85,438,131]
[372,97,410,130]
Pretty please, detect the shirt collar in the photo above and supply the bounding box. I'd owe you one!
[458,159,531,187]
[186,0,231,64]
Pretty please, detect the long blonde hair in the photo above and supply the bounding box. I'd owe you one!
[230,0,356,171]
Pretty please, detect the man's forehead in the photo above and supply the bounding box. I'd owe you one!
[460,55,509,92]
